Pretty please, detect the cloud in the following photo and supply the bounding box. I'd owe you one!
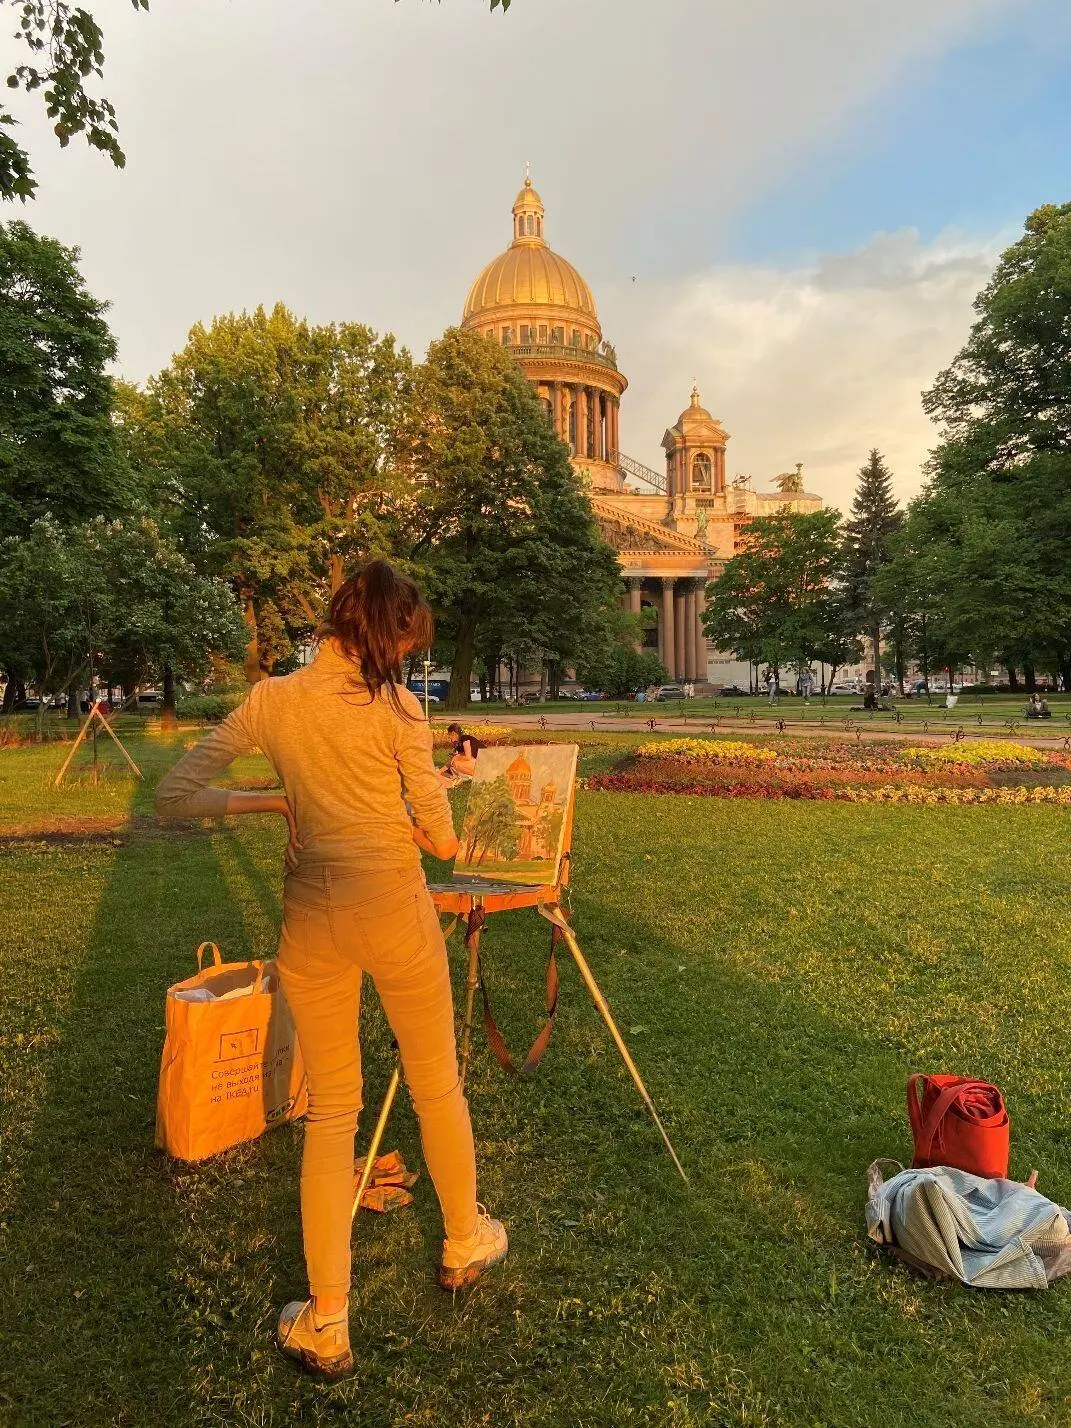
[608,227,1006,511]
[12,0,1020,385]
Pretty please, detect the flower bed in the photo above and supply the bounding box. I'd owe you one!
[635,737,776,765]
[587,732,1069,804]
[430,722,512,749]
[902,739,1047,769]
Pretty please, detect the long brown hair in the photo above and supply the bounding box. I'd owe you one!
[319,559,433,716]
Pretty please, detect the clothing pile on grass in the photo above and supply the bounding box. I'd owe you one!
[866,1075,1071,1289]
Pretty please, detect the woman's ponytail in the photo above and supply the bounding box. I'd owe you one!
[320,559,433,717]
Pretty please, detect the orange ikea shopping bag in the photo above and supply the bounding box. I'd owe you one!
[155,942,307,1162]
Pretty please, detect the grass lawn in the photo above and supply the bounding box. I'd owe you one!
[3,733,1071,1425]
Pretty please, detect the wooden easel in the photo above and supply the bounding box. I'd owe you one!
[430,748,687,1181]
[430,778,577,1085]
[53,702,142,786]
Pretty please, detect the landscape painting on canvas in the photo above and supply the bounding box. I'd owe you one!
[453,745,578,887]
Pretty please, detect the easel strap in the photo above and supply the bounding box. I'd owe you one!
[477,931,561,1077]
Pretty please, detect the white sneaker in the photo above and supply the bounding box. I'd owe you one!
[276,1299,353,1378]
[439,1206,508,1290]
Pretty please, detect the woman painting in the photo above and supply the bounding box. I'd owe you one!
[155,560,507,1378]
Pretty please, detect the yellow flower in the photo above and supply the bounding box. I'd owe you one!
[635,738,777,765]
[903,740,1047,769]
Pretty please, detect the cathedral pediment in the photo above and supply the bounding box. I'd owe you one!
[590,496,713,557]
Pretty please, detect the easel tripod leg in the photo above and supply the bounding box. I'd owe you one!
[351,1062,402,1224]
[537,902,688,1183]
[459,903,484,1089]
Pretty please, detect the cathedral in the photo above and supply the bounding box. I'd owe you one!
[460,176,823,685]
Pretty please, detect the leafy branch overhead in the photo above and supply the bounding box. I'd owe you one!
[2,0,509,202]
[1,0,148,201]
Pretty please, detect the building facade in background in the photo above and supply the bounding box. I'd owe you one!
[461,177,823,685]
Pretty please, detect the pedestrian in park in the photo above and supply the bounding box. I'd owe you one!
[798,668,813,703]
[441,721,482,785]
[155,559,507,1379]
[765,668,778,705]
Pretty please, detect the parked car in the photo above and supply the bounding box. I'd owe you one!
[828,683,857,695]
[718,684,748,698]
[136,691,162,707]
[577,689,604,701]
[655,685,687,702]
[14,697,41,711]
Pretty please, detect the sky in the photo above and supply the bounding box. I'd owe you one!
[9,0,1071,511]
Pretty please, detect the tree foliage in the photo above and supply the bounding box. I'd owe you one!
[0,514,244,718]
[0,218,128,537]
[1,0,148,201]
[125,304,412,682]
[402,327,621,710]
[703,510,856,676]
[901,202,1071,688]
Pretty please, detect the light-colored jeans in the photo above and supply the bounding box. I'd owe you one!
[277,864,478,1297]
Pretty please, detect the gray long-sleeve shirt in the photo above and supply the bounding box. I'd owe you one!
[155,640,455,874]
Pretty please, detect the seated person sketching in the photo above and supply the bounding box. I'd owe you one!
[441,722,482,785]
[1025,693,1052,718]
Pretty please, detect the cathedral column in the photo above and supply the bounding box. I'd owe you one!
[683,586,697,682]
[660,578,675,675]
[612,398,620,457]
[577,385,589,458]
[694,582,708,684]
[595,390,605,461]
[552,382,563,442]
[674,585,687,680]
[628,578,642,615]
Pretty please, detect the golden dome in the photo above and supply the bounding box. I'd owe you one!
[679,385,715,426]
[463,176,598,324]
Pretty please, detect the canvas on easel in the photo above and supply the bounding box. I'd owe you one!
[452,745,577,888]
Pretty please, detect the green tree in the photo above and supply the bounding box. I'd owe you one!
[912,203,1071,691]
[703,509,850,681]
[85,516,247,716]
[0,219,128,540]
[404,327,621,711]
[126,304,410,682]
[0,514,246,721]
[842,449,903,693]
[575,636,667,699]
[0,515,105,722]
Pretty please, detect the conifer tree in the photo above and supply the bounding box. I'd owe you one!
[843,449,903,694]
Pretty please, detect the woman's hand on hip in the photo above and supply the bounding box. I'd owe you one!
[223,789,302,867]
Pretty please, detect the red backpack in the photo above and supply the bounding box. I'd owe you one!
[907,1074,1010,1180]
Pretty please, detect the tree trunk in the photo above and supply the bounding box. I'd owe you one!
[871,625,881,697]
[66,681,78,718]
[242,596,265,686]
[1007,664,1019,692]
[161,662,178,730]
[539,662,548,701]
[1060,655,1071,694]
[446,613,476,711]
[1025,664,1037,694]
